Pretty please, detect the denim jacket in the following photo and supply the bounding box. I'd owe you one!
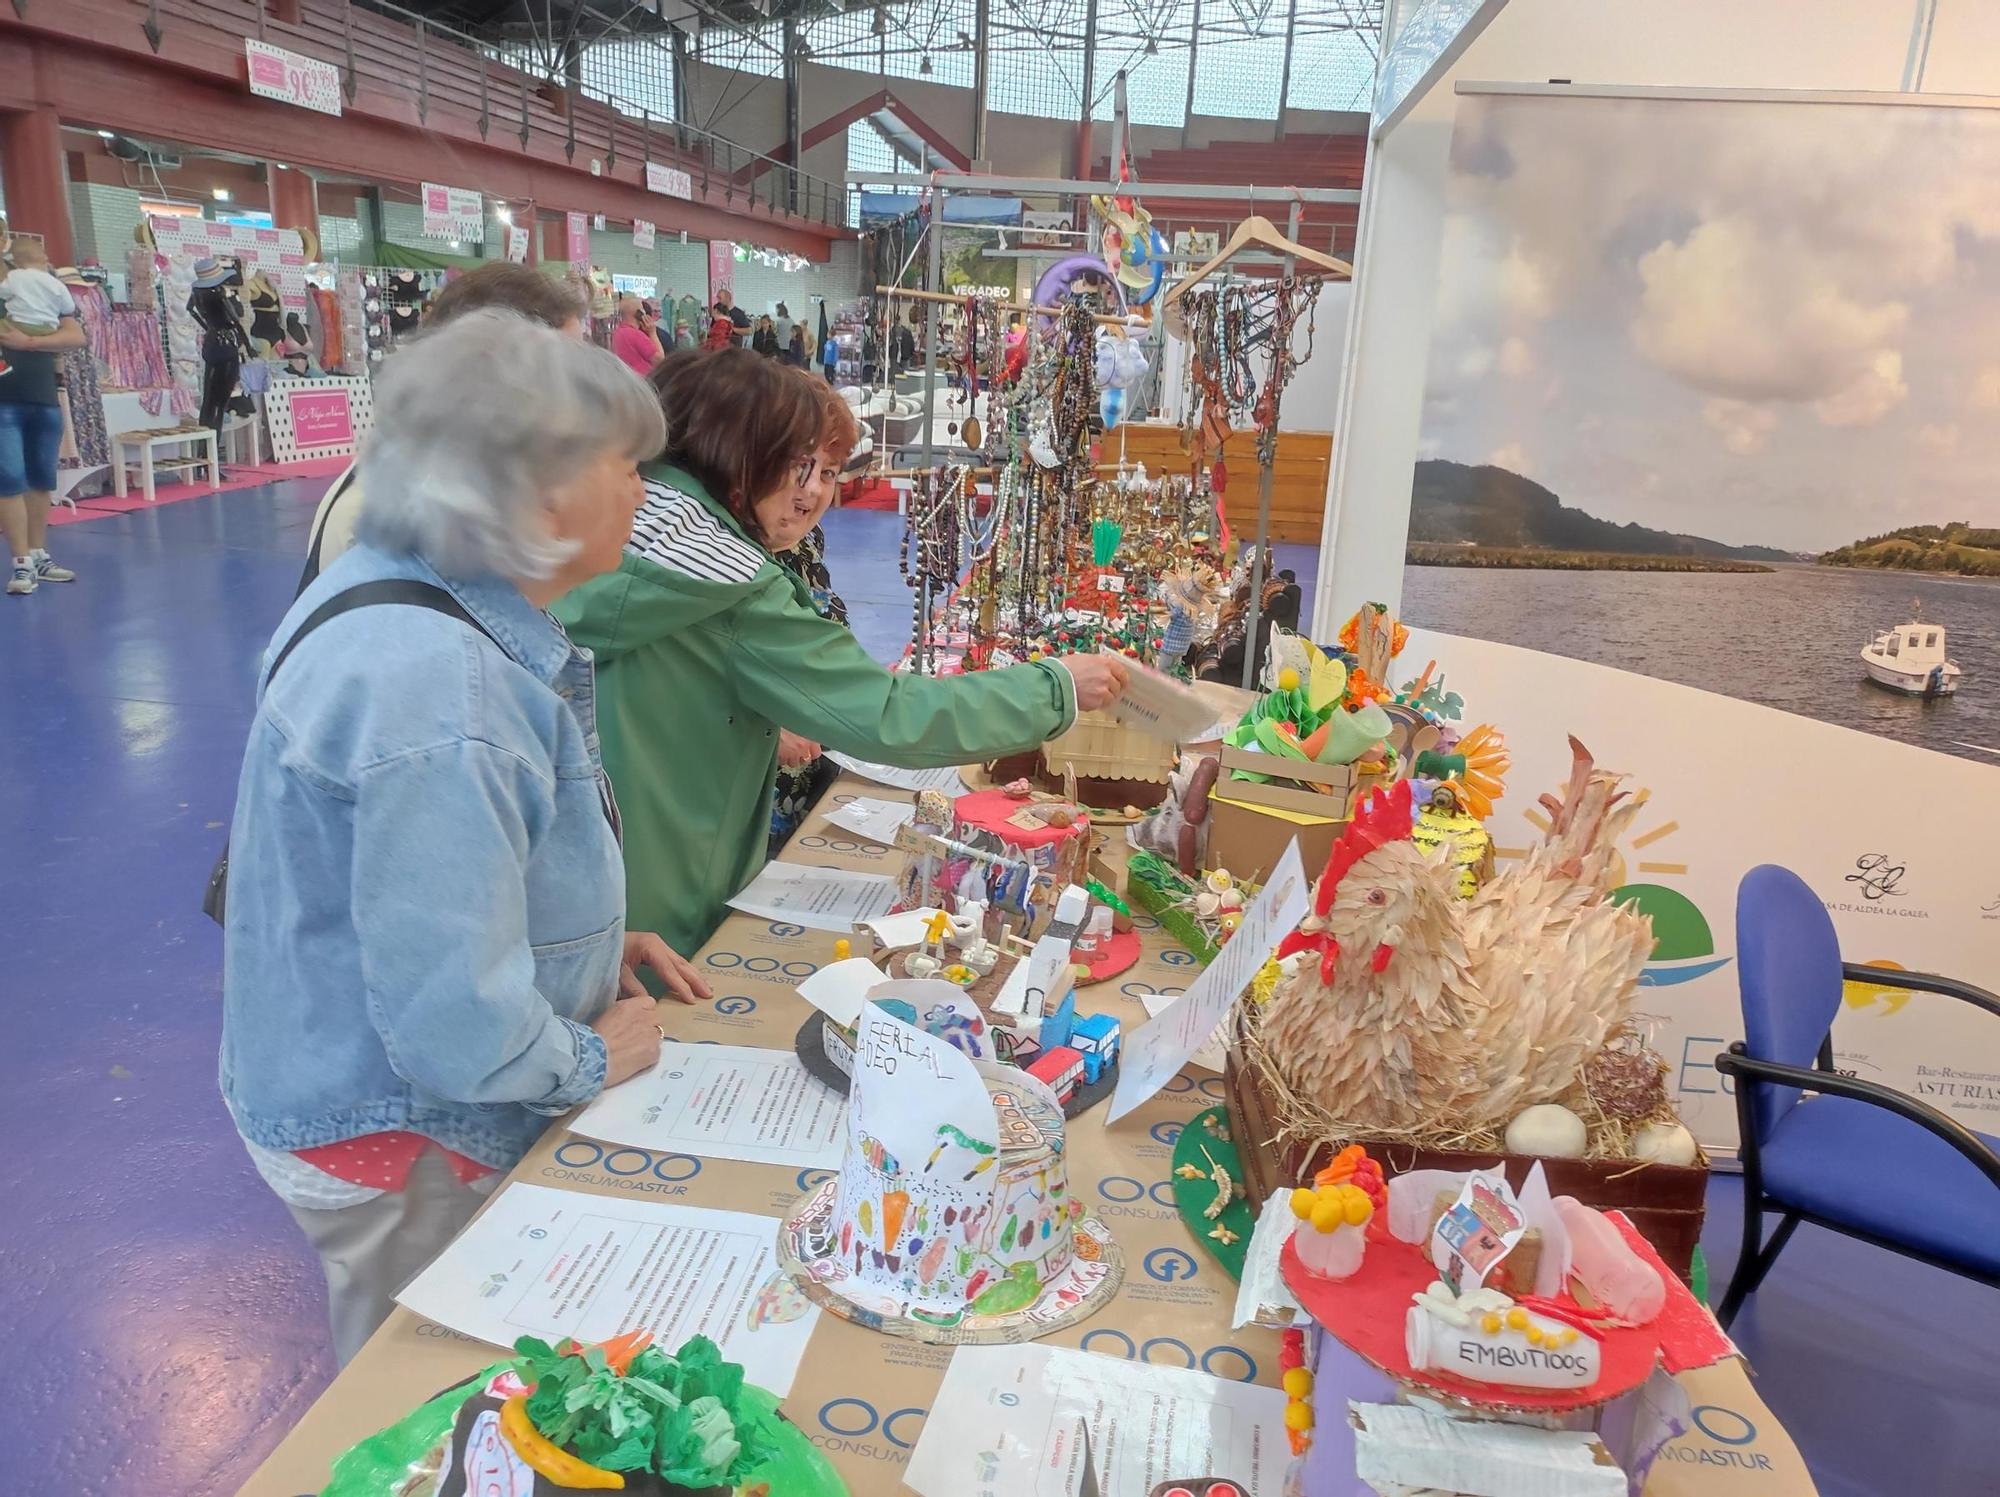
[220,543,623,1170]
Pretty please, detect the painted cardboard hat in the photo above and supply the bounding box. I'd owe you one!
[776,1002,1122,1343]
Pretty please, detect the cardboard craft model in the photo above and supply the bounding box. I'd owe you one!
[776,1004,1123,1344]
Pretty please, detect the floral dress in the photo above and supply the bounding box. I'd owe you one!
[768,525,850,857]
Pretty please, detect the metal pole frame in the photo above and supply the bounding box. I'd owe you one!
[1240,198,1301,689]
[972,0,991,164]
[1273,0,1299,143]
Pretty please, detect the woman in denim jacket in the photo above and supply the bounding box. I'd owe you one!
[220,312,712,1364]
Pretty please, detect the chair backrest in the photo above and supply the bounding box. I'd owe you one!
[1736,864,1846,1141]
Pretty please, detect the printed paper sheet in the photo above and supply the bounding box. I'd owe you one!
[395,1183,818,1394]
[822,795,918,845]
[1108,839,1309,1121]
[906,1343,1288,1497]
[726,862,899,931]
[825,753,967,795]
[570,1042,845,1168]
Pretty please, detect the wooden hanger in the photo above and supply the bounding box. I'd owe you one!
[1162,214,1351,309]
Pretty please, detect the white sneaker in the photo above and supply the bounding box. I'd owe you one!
[30,549,73,583]
[6,559,33,595]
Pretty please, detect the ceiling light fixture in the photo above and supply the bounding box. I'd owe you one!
[212,187,231,201]
[920,53,933,74]
[96,129,115,140]
[496,205,513,224]
[1146,36,1158,54]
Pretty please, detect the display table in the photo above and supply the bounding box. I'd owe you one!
[111,425,219,502]
[236,773,1265,1497]
[235,774,1806,1497]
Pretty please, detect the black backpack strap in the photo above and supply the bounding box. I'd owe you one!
[265,579,500,688]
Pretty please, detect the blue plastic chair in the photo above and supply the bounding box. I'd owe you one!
[1714,865,2000,1325]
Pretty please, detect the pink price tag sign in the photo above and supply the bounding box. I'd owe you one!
[289,391,354,450]
[244,40,344,117]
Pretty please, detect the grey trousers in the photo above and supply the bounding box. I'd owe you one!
[285,1148,497,1365]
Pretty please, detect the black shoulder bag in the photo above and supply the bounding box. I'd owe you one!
[202,580,497,926]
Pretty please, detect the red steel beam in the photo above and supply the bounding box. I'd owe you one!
[0,6,842,259]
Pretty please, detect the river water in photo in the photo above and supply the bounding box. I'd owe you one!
[1400,563,2000,767]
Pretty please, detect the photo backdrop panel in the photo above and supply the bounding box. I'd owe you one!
[1407,89,2000,766]
[1410,628,2000,1158]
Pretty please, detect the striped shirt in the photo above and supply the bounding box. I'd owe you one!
[625,478,765,584]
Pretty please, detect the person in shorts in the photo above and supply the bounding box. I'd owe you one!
[0,241,86,596]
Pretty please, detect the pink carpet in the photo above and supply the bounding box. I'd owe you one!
[50,456,349,526]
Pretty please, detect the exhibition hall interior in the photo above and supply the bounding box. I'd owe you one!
[3,2,1997,1494]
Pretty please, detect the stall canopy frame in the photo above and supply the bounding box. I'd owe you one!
[848,167,1360,682]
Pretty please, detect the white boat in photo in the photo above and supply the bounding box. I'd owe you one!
[1861,605,1962,697]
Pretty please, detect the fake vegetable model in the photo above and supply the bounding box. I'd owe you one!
[319,1331,846,1497]
[1258,738,1654,1136]
[1227,628,1392,777]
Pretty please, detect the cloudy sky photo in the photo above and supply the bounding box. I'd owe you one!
[1418,92,2000,554]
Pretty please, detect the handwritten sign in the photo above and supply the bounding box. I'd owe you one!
[646,162,694,200]
[566,211,590,271]
[633,218,656,250]
[504,226,529,264]
[420,183,484,243]
[244,40,343,118]
[708,239,735,296]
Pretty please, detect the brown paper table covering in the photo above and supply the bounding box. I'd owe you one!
[237,776,1271,1497]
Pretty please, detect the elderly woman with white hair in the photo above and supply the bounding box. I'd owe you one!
[219,310,712,1365]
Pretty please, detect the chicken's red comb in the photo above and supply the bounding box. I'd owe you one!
[1312,779,1415,915]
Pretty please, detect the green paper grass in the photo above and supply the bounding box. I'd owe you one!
[1171,1106,1257,1282]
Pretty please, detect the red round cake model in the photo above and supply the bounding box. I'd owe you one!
[1278,1207,1731,1417]
[952,788,1093,885]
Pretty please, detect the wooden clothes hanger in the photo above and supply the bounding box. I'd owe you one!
[1161,214,1352,312]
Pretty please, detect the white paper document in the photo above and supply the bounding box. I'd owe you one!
[570,1042,845,1169]
[726,862,899,931]
[797,955,890,1026]
[822,795,917,844]
[826,752,966,795]
[1140,991,1228,1073]
[1108,839,1310,1122]
[906,1343,1288,1497]
[1108,662,1222,745]
[395,1183,819,1395]
[860,905,948,950]
[1350,1402,1626,1497]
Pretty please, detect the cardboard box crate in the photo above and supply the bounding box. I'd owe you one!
[1205,744,1365,880]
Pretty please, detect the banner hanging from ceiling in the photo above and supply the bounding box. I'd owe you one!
[420,183,484,242]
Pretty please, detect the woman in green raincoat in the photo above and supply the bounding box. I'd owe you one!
[555,348,1129,956]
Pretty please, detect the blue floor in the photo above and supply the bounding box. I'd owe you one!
[2,481,1991,1495]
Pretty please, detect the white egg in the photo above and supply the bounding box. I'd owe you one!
[1193,891,1221,917]
[1630,1121,1698,1166]
[1504,1103,1588,1159]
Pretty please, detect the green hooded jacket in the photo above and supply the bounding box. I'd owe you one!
[554,464,1077,955]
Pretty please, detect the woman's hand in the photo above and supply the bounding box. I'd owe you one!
[1057,652,1131,713]
[620,930,714,1004]
[592,994,663,1087]
[0,317,86,353]
[777,730,823,771]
